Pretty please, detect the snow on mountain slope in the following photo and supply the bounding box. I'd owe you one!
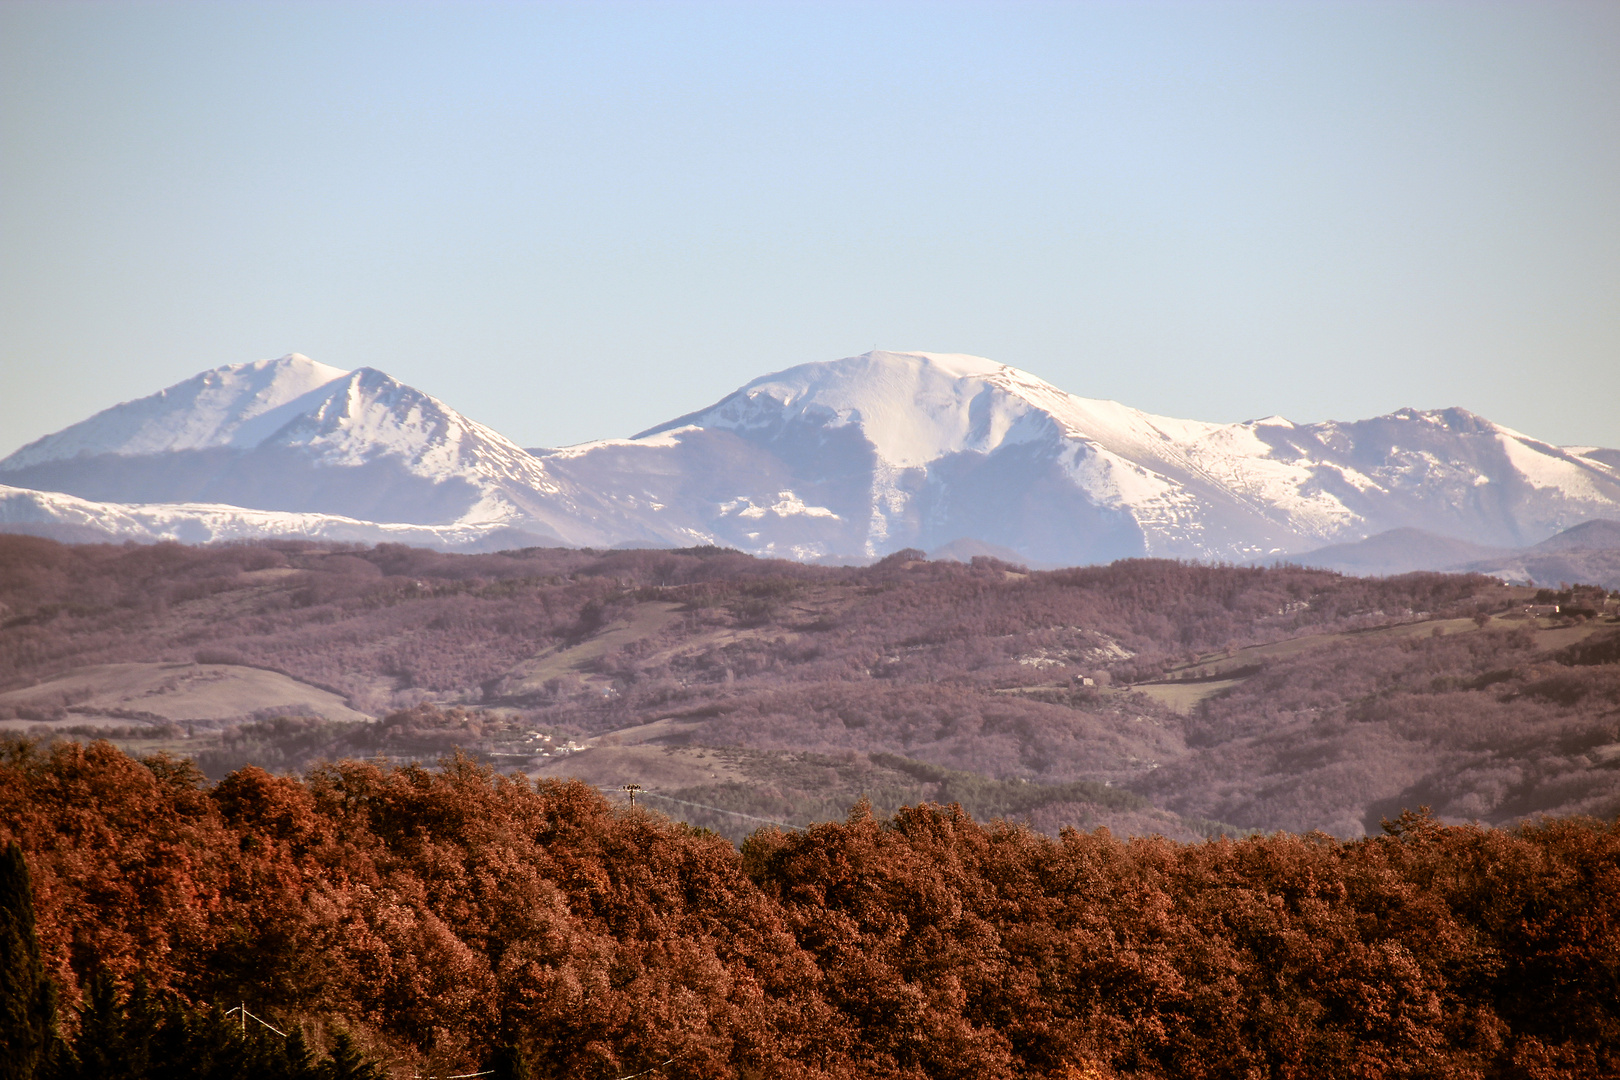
[1245,407,1620,549]
[252,366,568,525]
[1496,427,1613,498]
[0,484,556,550]
[2,354,348,467]
[625,352,1217,559]
[0,357,594,534]
[4,349,1619,565]
[612,350,1620,562]
[622,354,1322,559]
[646,353,1054,466]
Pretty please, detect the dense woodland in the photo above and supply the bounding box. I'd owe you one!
[3,739,1618,1078]
[1,536,1617,837]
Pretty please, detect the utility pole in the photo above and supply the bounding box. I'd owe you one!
[224,1004,286,1038]
[621,783,642,807]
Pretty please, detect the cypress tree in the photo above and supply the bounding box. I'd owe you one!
[0,844,60,1080]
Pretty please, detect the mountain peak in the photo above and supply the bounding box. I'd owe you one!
[0,354,350,469]
[864,349,1012,378]
[637,350,1087,468]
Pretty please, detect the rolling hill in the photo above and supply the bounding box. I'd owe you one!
[3,535,1615,841]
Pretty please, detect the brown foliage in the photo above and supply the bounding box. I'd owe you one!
[3,739,1619,1077]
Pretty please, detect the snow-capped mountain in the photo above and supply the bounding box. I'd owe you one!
[623,352,1348,561]
[4,350,1619,566]
[542,351,1620,564]
[1,355,582,539]
[2,354,349,465]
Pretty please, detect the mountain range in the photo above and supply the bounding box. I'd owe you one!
[1301,519,1620,587]
[4,350,1620,574]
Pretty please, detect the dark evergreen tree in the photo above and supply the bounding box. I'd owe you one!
[69,971,135,1080]
[116,976,158,1079]
[278,1028,322,1080]
[320,1032,381,1080]
[483,1038,530,1080]
[0,843,59,1080]
[150,1001,246,1080]
[198,1005,251,1080]
[234,1012,308,1080]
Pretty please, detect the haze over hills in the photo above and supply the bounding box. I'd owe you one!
[1297,518,1620,588]
[4,350,1619,567]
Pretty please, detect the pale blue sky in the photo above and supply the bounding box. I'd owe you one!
[3,1,1618,453]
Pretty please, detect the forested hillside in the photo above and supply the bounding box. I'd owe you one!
[3,740,1618,1078]
[2,536,1618,837]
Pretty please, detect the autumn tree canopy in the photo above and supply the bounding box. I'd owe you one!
[3,739,1617,1078]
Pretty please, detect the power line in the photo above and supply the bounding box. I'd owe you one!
[633,790,803,830]
[224,1004,286,1037]
[223,1003,496,1078]
[596,785,803,830]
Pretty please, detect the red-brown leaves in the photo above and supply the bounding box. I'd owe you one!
[4,739,1619,1077]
